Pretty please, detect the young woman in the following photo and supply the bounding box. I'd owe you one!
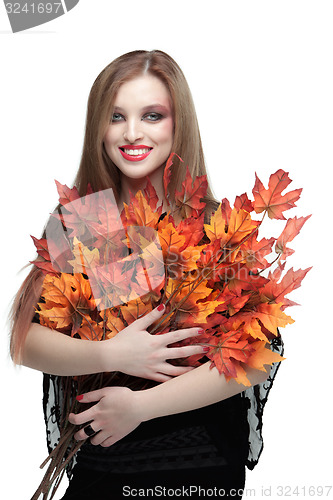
[10,50,283,499]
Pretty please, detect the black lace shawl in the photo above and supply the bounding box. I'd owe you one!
[41,335,284,478]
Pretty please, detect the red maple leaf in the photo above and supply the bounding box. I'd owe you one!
[174,165,208,219]
[275,215,311,260]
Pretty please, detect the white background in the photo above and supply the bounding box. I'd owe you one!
[0,1,332,499]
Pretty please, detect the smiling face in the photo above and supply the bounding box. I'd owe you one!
[103,74,174,197]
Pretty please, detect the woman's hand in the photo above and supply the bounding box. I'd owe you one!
[103,304,207,382]
[68,387,141,447]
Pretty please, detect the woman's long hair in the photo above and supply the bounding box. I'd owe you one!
[9,49,219,364]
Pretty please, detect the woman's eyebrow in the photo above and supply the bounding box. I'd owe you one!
[141,104,170,113]
[113,104,170,113]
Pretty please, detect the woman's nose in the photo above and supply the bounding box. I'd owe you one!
[123,119,144,143]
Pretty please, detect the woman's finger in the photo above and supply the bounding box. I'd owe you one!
[68,406,96,426]
[74,422,101,442]
[149,372,173,383]
[161,364,195,376]
[165,344,208,360]
[130,304,166,332]
[100,435,119,448]
[162,327,203,345]
[90,430,109,446]
[75,388,108,404]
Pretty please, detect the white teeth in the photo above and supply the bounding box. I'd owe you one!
[123,148,151,156]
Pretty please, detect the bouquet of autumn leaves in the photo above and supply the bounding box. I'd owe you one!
[30,153,310,498]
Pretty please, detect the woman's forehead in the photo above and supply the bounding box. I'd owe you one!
[114,74,172,109]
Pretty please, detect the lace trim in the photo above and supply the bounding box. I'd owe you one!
[242,335,284,470]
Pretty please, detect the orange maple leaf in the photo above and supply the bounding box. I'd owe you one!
[252,169,302,220]
[261,266,312,310]
[246,340,285,372]
[123,189,162,227]
[120,297,154,328]
[226,209,260,246]
[38,273,96,336]
[232,302,294,341]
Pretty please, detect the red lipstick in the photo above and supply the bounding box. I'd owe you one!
[119,145,152,162]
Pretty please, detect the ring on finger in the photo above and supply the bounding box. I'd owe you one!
[83,424,97,437]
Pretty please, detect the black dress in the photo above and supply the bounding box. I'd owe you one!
[41,336,283,500]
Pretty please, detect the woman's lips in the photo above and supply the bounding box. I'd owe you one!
[119,145,153,162]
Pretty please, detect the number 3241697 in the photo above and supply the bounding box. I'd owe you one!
[5,3,62,14]
[277,485,332,496]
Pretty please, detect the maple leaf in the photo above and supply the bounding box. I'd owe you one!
[226,208,260,247]
[202,330,255,386]
[31,259,59,275]
[234,193,254,213]
[79,317,105,341]
[239,236,275,270]
[196,239,237,284]
[94,260,136,310]
[55,180,83,205]
[38,273,96,336]
[204,201,229,243]
[68,237,100,274]
[246,340,285,372]
[261,266,312,309]
[105,308,127,337]
[54,183,101,239]
[219,198,232,226]
[130,240,166,300]
[163,153,184,204]
[143,178,159,211]
[175,212,205,248]
[275,215,311,260]
[123,189,162,227]
[30,236,58,275]
[252,169,302,220]
[88,189,125,250]
[31,236,51,261]
[174,165,208,219]
[204,203,259,250]
[226,266,269,296]
[165,276,224,327]
[256,302,294,333]
[232,302,294,341]
[43,214,74,273]
[120,297,153,327]
[157,219,187,278]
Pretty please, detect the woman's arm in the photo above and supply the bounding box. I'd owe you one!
[21,305,206,381]
[137,361,268,420]
[70,361,269,447]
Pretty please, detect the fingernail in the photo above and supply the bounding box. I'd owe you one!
[76,395,84,401]
[157,304,165,311]
[198,328,204,334]
[202,346,210,352]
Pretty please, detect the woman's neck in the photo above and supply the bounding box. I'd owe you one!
[117,165,168,212]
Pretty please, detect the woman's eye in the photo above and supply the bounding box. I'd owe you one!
[144,112,163,122]
[111,113,124,122]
